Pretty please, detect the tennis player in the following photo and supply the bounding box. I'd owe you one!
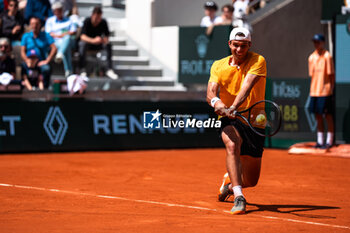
[206,27,267,214]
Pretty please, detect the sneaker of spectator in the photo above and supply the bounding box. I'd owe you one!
[45,1,76,77]
[200,1,221,27]
[54,51,63,63]
[106,69,118,80]
[78,6,117,79]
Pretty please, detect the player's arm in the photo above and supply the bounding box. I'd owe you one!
[206,81,227,116]
[227,73,262,114]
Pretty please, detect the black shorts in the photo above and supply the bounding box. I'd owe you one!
[219,117,265,158]
[309,96,334,114]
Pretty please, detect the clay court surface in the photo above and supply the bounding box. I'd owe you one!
[0,148,349,232]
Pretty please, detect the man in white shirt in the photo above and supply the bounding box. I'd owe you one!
[200,1,221,27]
[45,1,76,77]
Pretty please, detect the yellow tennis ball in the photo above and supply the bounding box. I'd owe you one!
[256,114,266,125]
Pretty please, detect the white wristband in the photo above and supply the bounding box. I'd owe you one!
[210,97,220,108]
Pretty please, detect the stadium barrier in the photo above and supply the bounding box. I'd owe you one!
[1,80,349,153]
[0,99,223,153]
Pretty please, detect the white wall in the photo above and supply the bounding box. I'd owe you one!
[151,26,179,79]
[126,0,153,52]
[125,0,229,80]
[152,0,231,27]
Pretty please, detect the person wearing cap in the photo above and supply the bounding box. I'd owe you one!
[206,27,267,214]
[21,49,44,90]
[21,16,57,88]
[200,1,221,27]
[78,6,118,80]
[45,1,76,77]
[308,34,335,149]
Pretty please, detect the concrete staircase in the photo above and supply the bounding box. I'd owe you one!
[52,0,185,92]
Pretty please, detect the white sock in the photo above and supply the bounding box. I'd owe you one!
[233,185,243,198]
[326,132,334,145]
[317,132,324,145]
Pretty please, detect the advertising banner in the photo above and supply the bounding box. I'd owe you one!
[267,78,316,147]
[0,100,223,153]
[178,25,232,84]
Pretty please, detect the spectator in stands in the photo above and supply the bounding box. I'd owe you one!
[232,0,250,29]
[63,0,77,17]
[49,0,77,17]
[45,1,76,77]
[247,0,269,14]
[0,37,22,88]
[24,0,52,24]
[69,3,82,29]
[0,37,15,77]
[206,4,234,35]
[21,49,44,90]
[0,0,24,46]
[21,17,57,88]
[259,0,270,9]
[308,34,335,149]
[78,6,118,79]
[200,1,221,27]
[218,4,234,25]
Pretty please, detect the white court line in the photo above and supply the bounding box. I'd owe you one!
[0,183,349,230]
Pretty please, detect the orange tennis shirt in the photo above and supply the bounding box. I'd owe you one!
[209,52,267,110]
[308,50,334,97]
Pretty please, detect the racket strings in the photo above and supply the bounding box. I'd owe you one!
[250,102,281,136]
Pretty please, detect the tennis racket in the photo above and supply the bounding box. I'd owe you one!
[230,100,282,137]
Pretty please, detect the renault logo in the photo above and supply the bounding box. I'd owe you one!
[43,106,68,145]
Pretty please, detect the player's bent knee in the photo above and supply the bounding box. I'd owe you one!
[224,140,241,154]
